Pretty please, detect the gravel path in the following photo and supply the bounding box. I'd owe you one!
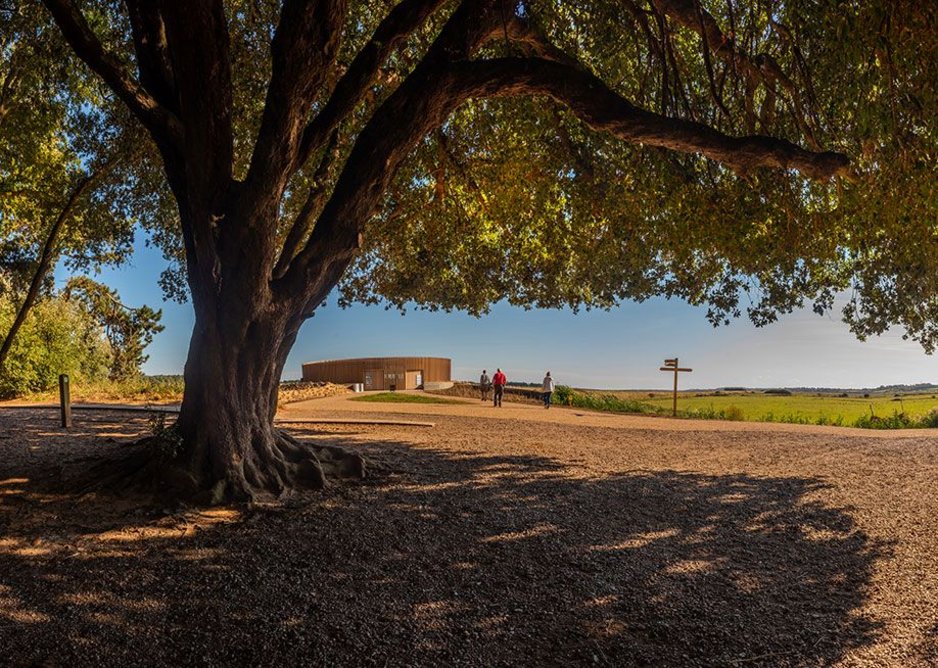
[0,399,936,666]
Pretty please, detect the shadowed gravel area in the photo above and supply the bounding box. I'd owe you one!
[0,405,936,666]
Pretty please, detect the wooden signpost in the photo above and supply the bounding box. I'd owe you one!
[659,357,693,417]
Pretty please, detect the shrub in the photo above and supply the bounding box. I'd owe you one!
[920,409,938,428]
[0,295,112,398]
[816,414,845,427]
[553,385,574,406]
[723,405,745,421]
[688,404,719,419]
[553,385,656,415]
[854,410,916,429]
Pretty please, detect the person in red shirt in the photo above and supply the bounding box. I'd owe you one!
[492,368,507,407]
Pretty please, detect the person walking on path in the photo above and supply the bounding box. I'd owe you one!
[542,371,555,408]
[492,368,507,407]
[479,369,491,402]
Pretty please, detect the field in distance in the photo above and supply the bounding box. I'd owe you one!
[599,389,938,426]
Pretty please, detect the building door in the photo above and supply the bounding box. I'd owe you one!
[405,370,423,389]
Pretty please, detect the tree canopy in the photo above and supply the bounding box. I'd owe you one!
[338,1,936,346]
[0,3,174,372]
[63,275,164,380]
[29,0,934,344]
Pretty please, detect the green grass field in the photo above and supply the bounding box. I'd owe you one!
[349,392,464,405]
[582,389,938,428]
[640,392,938,423]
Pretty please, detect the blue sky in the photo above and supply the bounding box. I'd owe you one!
[77,231,937,390]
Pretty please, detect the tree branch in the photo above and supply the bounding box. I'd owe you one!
[653,0,758,80]
[123,0,177,111]
[40,0,182,145]
[157,1,235,301]
[293,0,450,172]
[451,57,848,180]
[277,0,847,317]
[272,130,340,279]
[694,1,731,121]
[436,129,491,216]
[0,157,120,368]
[158,0,233,195]
[277,0,506,302]
[652,0,819,147]
[243,0,347,201]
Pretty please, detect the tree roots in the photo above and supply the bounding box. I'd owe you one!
[234,430,366,504]
[69,428,366,506]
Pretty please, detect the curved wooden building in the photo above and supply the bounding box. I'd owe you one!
[301,356,451,391]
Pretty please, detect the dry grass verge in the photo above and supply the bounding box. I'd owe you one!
[277,381,350,406]
[7,378,349,408]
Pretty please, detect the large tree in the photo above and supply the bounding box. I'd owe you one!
[33,0,935,501]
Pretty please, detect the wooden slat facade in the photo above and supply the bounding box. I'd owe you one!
[301,357,451,390]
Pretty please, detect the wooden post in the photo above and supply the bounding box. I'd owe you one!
[672,358,678,416]
[659,358,692,417]
[58,373,71,428]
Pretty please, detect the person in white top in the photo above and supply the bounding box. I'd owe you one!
[542,371,555,409]
[479,370,491,402]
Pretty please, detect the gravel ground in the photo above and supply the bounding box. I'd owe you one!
[1,398,936,667]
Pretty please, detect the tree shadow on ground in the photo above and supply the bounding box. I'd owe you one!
[919,623,938,664]
[0,410,893,666]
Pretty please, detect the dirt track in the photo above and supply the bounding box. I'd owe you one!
[1,396,936,666]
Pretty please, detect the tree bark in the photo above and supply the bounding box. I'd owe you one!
[170,293,364,502]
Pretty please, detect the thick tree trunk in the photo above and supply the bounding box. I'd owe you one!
[169,300,364,503]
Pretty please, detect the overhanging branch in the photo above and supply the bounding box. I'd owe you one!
[277,4,849,307]
[452,58,849,180]
[653,0,819,147]
[272,130,340,279]
[41,0,182,146]
[281,0,506,295]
